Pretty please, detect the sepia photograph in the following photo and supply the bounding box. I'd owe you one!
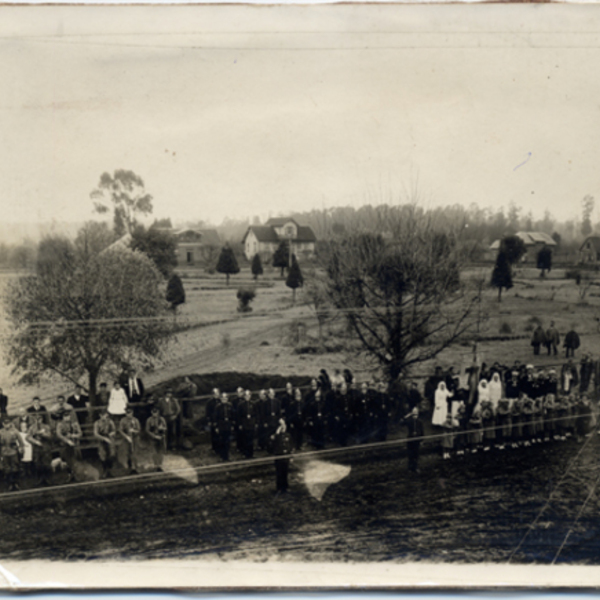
[1,2,600,588]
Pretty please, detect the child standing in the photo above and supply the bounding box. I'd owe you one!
[441,414,455,460]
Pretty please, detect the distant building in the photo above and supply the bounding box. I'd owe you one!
[487,231,557,262]
[241,218,317,261]
[175,229,221,266]
[102,233,133,254]
[579,236,600,263]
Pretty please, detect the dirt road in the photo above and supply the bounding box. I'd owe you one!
[1,432,599,563]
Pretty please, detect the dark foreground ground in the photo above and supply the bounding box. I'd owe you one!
[1,428,600,564]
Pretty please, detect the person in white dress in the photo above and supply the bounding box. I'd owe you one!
[476,379,491,413]
[432,381,453,426]
[108,381,128,422]
[488,372,503,410]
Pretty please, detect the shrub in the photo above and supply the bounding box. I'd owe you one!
[237,287,256,312]
[524,316,542,332]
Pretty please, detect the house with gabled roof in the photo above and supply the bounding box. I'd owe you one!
[241,218,317,261]
[174,228,221,266]
[580,236,600,263]
[487,231,557,262]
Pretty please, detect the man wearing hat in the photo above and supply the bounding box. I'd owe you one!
[120,405,141,474]
[271,418,294,494]
[26,412,53,486]
[55,411,82,482]
[545,321,560,356]
[0,417,24,491]
[146,406,167,471]
[157,388,181,450]
[94,409,117,478]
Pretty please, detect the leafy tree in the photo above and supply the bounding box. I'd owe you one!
[322,213,479,381]
[130,225,178,278]
[36,236,75,281]
[251,253,263,280]
[151,218,173,230]
[536,245,552,278]
[237,287,256,312]
[582,195,595,237]
[9,243,36,270]
[272,241,290,277]
[74,221,115,258]
[91,170,153,237]
[4,234,172,405]
[501,235,527,266]
[216,244,240,285]
[166,274,186,309]
[551,231,562,247]
[286,255,304,305]
[491,250,513,302]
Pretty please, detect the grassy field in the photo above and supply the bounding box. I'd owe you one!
[2,264,600,565]
[2,263,600,410]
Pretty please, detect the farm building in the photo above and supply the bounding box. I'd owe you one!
[241,218,317,261]
[486,231,557,262]
[175,229,221,266]
[579,236,600,263]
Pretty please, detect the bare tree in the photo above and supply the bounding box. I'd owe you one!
[321,208,481,381]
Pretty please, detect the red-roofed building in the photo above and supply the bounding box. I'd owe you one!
[242,218,317,261]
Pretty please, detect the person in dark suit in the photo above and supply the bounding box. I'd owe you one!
[237,389,257,459]
[0,388,8,416]
[263,388,282,453]
[272,419,294,494]
[26,396,49,425]
[206,388,220,454]
[306,388,327,450]
[67,385,89,424]
[214,393,234,461]
[124,370,145,403]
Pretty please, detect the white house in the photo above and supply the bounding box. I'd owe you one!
[241,218,317,261]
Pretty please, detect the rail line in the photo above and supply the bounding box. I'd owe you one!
[506,428,597,563]
[0,415,592,503]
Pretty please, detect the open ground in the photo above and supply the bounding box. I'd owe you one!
[1,263,600,564]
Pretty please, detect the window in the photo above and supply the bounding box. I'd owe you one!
[187,251,193,264]
[285,225,294,237]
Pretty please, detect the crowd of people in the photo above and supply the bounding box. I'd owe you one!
[0,353,598,492]
[427,357,597,463]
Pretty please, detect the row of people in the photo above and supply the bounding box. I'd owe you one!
[426,359,598,420]
[437,393,594,459]
[0,404,171,490]
[205,380,396,461]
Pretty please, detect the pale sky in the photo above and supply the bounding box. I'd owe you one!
[0,4,599,227]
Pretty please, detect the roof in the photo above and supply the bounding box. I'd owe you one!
[197,229,221,246]
[489,231,556,250]
[243,226,280,244]
[265,217,299,227]
[580,236,600,252]
[175,228,221,246]
[242,223,317,245]
[296,225,317,242]
[517,231,556,246]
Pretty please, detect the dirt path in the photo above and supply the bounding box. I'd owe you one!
[2,431,599,563]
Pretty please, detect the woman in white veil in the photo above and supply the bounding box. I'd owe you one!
[488,372,503,410]
[432,381,453,426]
